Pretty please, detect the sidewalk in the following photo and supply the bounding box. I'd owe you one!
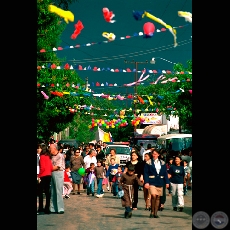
[37,185,192,230]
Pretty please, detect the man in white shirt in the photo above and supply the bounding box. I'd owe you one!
[84,149,97,169]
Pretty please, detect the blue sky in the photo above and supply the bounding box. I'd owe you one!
[57,0,192,97]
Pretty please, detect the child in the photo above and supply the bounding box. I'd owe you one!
[183,160,191,195]
[103,156,110,191]
[65,164,73,184]
[119,164,143,218]
[85,163,96,196]
[63,165,73,199]
[112,165,123,198]
[95,160,106,198]
[106,158,119,196]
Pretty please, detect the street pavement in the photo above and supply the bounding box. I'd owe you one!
[37,186,192,230]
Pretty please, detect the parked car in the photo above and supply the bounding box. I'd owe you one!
[57,139,80,148]
[104,144,131,168]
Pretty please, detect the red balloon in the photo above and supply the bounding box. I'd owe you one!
[143,22,155,36]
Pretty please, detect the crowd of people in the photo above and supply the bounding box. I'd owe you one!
[37,138,192,219]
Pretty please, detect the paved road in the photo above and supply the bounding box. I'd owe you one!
[37,187,192,230]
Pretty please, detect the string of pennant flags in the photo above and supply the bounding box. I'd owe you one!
[37,77,192,90]
[37,23,191,53]
[37,63,192,75]
[38,87,192,101]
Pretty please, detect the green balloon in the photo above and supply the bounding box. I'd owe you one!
[78,168,85,176]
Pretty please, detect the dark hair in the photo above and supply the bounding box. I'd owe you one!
[65,164,70,169]
[152,148,160,154]
[144,152,151,158]
[90,162,95,166]
[97,159,104,164]
[127,164,135,172]
[75,147,80,152]
[173,155,183,166]
[40,144,52,159]
[110,148,116,153]
[89,143,95,147]
[147,144,152,149]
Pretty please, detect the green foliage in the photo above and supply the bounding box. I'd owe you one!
[37,0,86,141]
[138,60,192,132]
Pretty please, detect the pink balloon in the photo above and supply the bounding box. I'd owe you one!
[143,22,155,36]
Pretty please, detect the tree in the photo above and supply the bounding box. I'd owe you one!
[137,60,192,133]
[37,0,85,142]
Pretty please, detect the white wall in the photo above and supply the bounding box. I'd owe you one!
[167,115,179,131]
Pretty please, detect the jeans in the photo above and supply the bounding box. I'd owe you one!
[87,180,95,194]
[112,182,120,196]
[97,178,104,195]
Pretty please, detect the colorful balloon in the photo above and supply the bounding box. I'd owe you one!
[78,168,85,176]
[143,22,155,37]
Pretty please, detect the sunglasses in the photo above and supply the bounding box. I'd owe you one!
[76,151,80,153]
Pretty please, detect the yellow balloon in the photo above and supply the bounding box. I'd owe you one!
[88,125,92,128]
[94,123,97,126]
[111,125,115,128]
[101,120,105,124]
[106,125,109,129]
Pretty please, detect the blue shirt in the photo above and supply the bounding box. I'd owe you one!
[106,164,119,177]
[168,165,185,184]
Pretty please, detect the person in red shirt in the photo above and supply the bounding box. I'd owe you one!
[63,165,73,199]
[37,144,53,215]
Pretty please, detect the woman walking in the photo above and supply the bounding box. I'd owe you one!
[37,143,53,215]
[70,148,85,195]
[167,156,186,212]
[123,150,143,210]
[143,149,170,218]
[141,152,152,210]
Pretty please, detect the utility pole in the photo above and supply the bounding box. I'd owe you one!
[124,60,148,96]
[124,60,148,133]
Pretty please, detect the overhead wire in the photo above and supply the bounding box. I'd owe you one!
[38,38,191,64]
